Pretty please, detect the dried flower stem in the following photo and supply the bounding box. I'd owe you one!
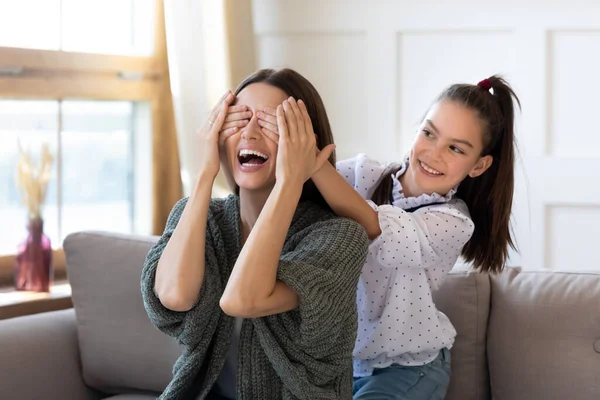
[15,140,54,220]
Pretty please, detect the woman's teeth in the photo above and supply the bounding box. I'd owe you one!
[420,161,442,175]
[238,149,268,159]
[238,148,268,166]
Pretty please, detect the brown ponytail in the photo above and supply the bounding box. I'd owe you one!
[440,76,521,273]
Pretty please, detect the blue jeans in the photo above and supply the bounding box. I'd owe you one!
[353,348,451,400]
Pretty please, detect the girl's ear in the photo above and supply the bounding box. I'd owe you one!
[469,155,493,178]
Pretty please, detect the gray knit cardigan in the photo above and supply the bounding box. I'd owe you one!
[141,195,369,399]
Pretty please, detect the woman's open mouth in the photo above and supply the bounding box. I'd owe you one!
[237,149,269,171]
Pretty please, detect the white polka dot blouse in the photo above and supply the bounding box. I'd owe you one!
[337,154,475,377]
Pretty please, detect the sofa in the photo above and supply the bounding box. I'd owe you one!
[0,231,598,400]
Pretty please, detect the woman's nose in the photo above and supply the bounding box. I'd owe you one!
[240,115,262,141]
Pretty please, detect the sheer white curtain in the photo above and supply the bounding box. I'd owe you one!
[163,0,256,197]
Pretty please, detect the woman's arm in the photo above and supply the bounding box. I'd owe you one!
[153,174,214,312]
[154,91,235,312]
[220,97,334,318]
[141,195,222,345]
[220,180,303,318]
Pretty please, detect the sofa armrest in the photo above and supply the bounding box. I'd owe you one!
[0,309,94,400]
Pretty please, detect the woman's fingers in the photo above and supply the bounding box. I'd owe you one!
[220,126,240,142]
[287,98,308,142]
[316,144,336,166]
[282,99,299,141]
[297,100,315,138]
[261,126,279,144]
[210,92,234,132]
[223,109,252,124]
[208,91,231,126]
[220,119,249,131]
[262,107,277,117]
[287,97,303,123]
[227,104,248,113]
[276,104,288,140]
[257,107,278,126]
[257,116,278,133]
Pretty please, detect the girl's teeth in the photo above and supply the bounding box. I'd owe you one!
[421,161,442,175]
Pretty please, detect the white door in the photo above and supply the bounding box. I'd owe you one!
[252,0,600,271]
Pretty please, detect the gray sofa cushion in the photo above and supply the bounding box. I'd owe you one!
[433,268,491,400]
[488,267,600,400]
[0,309,94,400]
[64,231,182,395]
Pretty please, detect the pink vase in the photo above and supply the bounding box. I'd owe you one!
[14,218,53,292]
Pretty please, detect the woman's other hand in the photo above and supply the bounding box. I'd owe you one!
[197,90,235,178]
[275,97,335,187]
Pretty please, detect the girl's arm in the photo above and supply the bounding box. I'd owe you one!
[311,162,381,239]
[368,201,474,277]
[220,98,334,318]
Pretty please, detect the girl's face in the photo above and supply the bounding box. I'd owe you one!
[404,100,493,197]
[225,82,288,193]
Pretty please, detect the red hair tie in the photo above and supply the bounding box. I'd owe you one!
[477,78,492,91]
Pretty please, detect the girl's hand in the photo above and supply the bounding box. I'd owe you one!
[197,90,235,177]
[275,97,335,186]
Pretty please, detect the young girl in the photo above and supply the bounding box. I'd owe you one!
[258,75,520,399]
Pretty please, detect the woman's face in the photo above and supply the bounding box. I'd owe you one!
[404,100,493,196]
[225,82,288,193]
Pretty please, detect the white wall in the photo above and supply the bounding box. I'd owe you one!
[252,0,600,271]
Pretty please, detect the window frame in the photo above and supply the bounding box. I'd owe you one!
[0,0,168,277]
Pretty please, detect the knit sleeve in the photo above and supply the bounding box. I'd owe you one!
[140,197,223,347]
[276,218,368,357]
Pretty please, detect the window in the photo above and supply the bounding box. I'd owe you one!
[0,0,164,257]
[0,101,59,253]
[0,0,154,55]
[0,100,152,254]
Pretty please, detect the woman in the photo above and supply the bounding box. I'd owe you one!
[141,68,369,399]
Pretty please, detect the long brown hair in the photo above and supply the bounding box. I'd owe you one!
[371,76,520,273]
[232,68,335,208]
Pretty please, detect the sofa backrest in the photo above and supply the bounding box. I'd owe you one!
[433,268,491,400]
[487,267,600,400]
[64,231,180,396]
[64,231,494,398]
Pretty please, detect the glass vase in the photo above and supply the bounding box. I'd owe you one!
[14,218,53,292]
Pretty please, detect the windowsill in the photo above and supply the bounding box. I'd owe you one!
[0,281,72,320]
[0,248,66,286]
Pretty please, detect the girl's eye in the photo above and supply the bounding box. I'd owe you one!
[450,145,464,154]
[423,129,434,138]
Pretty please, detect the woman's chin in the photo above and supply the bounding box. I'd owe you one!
[234,176,275,193]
